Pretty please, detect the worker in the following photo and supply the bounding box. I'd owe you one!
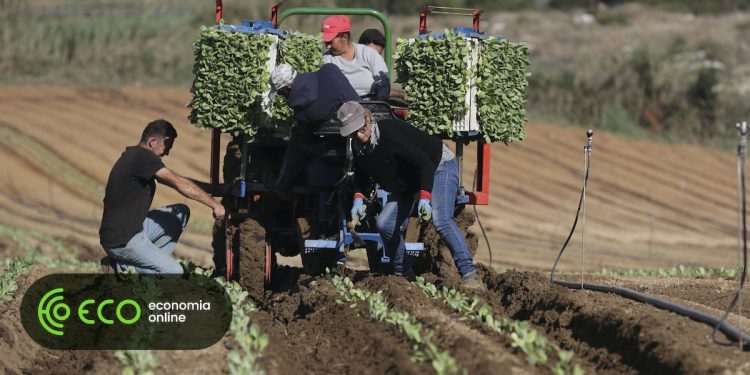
[357,28,386,54]
[267,63,359,192]
[357,28,408,101]
[336,101,485,290]
[321,15,390,101]
[99,119,226,274]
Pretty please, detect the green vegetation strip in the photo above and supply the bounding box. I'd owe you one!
[594,265,737,279]
[413,277,583,375]
[328,273,463,375]
[197,266,268,375]
[115,350,160,375]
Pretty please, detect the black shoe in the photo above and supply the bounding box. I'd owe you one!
[100,257,116,274]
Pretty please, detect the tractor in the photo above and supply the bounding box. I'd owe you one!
[205,1,493,300]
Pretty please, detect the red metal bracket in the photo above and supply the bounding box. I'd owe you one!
[472,9,483,32]
[215,0,223,24]
[468,142,490,205]
[419,6,431,34]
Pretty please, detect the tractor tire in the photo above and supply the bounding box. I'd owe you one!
[238,217,273,302]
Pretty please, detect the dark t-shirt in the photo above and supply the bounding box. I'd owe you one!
[99,146,165,248]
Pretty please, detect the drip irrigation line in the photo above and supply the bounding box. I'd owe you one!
[711,122,749,348]
[550,130,591,283]
[553,279,750,347]
[472,160,492,267]
[549,129,750,349]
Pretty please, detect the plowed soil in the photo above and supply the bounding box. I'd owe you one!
[2,87,750,374]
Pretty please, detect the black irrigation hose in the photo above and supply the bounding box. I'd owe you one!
[549,129,750,350]
[472,161,492,266]
[554,279,750,347]
[549,130,591,283]
[711,122,749,347]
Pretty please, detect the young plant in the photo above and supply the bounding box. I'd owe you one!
[329,273,464,375]
[115,350,160,375]
[413,277,583,374]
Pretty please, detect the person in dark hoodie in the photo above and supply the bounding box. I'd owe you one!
[335,101,485,290]
[267,63,359,191]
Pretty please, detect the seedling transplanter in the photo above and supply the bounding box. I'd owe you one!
[549,129,750,349]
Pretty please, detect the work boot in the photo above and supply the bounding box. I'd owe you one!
[100,256,116,274]
[461,272,486,291]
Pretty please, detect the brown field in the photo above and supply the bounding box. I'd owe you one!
[1,86,749,374]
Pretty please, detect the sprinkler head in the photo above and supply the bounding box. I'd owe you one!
[586,129,593,138]
[737,122,748,136]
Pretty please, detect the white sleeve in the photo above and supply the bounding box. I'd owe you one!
[360,45,390,98]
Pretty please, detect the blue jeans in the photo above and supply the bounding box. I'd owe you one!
[377,158,477,278]
[104,204,189,275]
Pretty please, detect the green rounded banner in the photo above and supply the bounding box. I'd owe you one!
[21,274,232,350]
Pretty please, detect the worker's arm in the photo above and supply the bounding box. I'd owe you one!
[155,167,226,220]
[186,178,232,196]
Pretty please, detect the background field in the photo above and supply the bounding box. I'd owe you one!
[0,85,741,274]
[3,2,750,374]
[1,1,749,273]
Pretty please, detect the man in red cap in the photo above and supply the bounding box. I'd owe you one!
[321,15,391,101]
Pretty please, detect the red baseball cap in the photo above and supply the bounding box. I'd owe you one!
[321,15,351,42]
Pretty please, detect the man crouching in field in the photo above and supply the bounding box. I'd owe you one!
[99,119,225,274]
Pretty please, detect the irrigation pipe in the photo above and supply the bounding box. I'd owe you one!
[549,129,750,349]
[711,121,749,348]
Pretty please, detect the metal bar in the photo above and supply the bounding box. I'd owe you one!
[210,128,220,187]
[430,11,477,16]
[468,142,490,205]
[428,6,482,12]
[215,0,223,24]
[277,7,392,77]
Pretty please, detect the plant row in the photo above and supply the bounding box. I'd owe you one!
[328,273,463,375]
[595,265,739,279]
[413,277,583,375]
[195,266,269,375]
[0,224,99,302]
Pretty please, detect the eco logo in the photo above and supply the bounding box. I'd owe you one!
[21,274,231,350]
[37,288,69,336]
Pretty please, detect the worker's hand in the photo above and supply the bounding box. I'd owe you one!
[212,204,226,221]
[417,199,432,223]
[351,198,366,223]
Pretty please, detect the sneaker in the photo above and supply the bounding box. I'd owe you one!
[461,273,486,291]
[100,256,116,274]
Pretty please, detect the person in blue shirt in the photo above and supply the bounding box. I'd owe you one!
[267,63,359,192]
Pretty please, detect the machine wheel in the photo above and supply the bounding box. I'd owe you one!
[238,217,272,301]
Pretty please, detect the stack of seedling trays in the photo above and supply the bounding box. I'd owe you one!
[188,20,322,140]
[394,28,529,144]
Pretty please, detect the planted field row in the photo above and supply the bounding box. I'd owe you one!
[413,277,583,375]
[329,273,463,375]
